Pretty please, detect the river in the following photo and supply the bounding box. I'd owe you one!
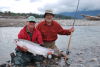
[0,26,100,65]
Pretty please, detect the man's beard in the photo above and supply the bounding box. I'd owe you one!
[45,19,53,23]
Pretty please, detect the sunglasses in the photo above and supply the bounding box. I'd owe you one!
[29,21,36,23]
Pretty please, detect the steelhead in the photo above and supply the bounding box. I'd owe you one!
[14,39,54,57]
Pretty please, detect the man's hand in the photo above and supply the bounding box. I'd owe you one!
[21,46,28,52]
[40,44,44,47]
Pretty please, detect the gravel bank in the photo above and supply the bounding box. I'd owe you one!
[0,18,100,27]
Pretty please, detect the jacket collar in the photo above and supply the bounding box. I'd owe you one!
[24,25,36,33]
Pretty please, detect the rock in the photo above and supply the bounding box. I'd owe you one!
[76,51,84,55]
[89,58,98,62]
[77,58,84,63]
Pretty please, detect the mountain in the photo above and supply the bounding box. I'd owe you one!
[59,10,100,19]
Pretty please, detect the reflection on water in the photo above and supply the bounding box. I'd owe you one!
[0,26,100,64]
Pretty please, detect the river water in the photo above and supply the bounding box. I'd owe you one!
[0,26,100,64]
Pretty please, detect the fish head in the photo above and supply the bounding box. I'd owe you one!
[14,39,20,45]
[14,39,26,47]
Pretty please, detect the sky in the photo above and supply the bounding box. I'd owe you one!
[0,0,100,14]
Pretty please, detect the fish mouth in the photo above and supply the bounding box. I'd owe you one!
[14,39,19,43]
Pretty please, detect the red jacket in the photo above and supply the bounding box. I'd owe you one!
[37,20,71,42]
[17,26,43,50]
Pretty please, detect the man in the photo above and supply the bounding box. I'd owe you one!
[14,16,43,66]
[37,10,74,49]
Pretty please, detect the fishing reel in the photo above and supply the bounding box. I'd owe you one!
[66,49,71,55]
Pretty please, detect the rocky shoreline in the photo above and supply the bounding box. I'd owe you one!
[0,18,100,27]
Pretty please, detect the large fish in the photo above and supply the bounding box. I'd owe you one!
[15,39,54,57]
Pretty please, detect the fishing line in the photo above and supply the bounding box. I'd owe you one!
[66,0,80,55]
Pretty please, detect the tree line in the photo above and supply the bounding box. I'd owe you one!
[0,11,73,19]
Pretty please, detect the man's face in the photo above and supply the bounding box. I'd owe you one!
[26,21,36,28]
[45,14,54,22]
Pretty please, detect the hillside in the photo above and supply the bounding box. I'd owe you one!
[60,10,100,19]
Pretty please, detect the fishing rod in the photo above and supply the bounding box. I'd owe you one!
[66,0,80,55]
